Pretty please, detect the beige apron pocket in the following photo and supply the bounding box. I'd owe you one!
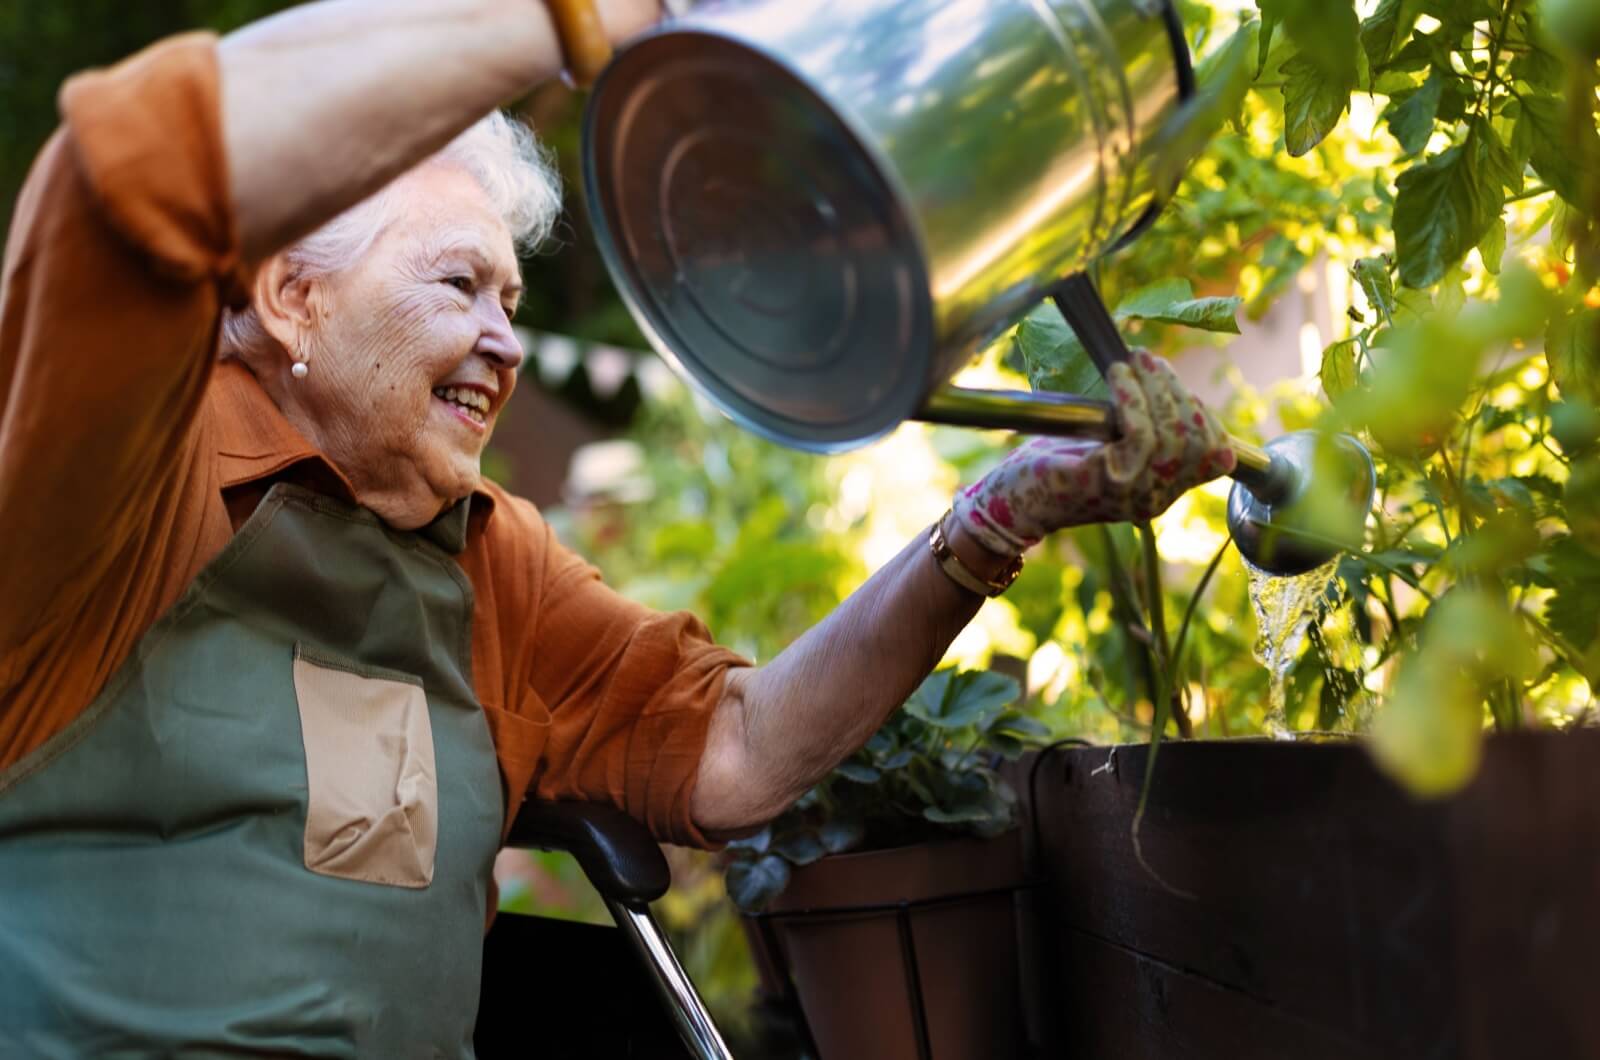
[292,644,437,888]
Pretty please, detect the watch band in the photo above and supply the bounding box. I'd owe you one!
[547,0,613,88]
[929,511,1024,598]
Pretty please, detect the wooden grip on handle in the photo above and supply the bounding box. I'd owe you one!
[548,0,614,88]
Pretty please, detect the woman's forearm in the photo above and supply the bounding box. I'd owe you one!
[219,0,655,261]
[691,521,1002,834]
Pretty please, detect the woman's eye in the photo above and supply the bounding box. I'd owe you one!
[444,276,475,295]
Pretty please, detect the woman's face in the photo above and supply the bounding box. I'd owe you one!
[280,164,525,528]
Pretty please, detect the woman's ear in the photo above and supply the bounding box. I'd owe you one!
[252,253,322,354]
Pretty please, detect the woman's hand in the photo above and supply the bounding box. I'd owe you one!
[953,350,1235,557]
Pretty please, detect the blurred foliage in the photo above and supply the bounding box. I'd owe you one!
[998,0,1600,799]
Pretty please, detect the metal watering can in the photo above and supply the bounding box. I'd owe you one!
[580,0,1374,575]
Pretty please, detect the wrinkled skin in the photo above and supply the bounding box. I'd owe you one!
[245,164,525,529]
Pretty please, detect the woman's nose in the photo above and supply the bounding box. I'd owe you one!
[475,302,525,372]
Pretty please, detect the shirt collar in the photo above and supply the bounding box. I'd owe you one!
[212,360,498,541]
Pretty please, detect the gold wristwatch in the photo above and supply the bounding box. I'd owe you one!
[928,510,1023,598]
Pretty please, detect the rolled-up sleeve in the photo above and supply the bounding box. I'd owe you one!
[523,511,751,849]
[0,32,245,663]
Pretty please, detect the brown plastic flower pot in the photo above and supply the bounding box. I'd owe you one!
[747,830,1030,1060]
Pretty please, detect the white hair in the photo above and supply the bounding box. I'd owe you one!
[220,110,560,360]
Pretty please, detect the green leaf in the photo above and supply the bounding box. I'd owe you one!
[1518,94,1598,207]
[878,748,914,770]
[1258,8,1279,75]
[1478,216,1506,275]
[1474,122,1523,196]
[1551,399,1600,456]
[725,827,772,855]
[1353,256,1396,322]
[1139,296,1245,333]
[1371,649,1484,796]
[1543,537,1600,651]
[1281,54,1354,156]
[1386,66,1443,156]
[773,832,827,867]
[726,855,791,913]
[1361,0,1423,67]
[1547,309,1600,406]
[1373,589,1537,797]
[1260,0,1360,85]
[1566,459,1600,557]
[1393,140,1500,288]
[1115,279,1243,333]
[1012,304,1106,397]
[817,818,864,855]
[1320,338,1360,400]
[1113,278,1192,318]
[990,711,1052,740]
[834,761,881,784]
[1509,48,1566,93]
[936,670,1020,730]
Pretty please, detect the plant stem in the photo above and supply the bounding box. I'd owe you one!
[1168,540,1232,693]
[1505,184,1554,205]
[1138,521,1188,739]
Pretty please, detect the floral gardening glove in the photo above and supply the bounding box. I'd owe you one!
[953,350,1235,557]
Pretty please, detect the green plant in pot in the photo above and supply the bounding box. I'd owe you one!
[723,666,1044,912]
[723,666,1049,1060]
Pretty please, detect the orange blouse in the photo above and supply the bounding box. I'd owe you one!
[0,32,747,848]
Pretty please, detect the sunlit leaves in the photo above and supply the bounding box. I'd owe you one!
[1386,67,1444,156]
[1547,308,1600,405]
[1258,0,1359,86]
[1260,0,1359,154]
[1281,55,1354,157]
[1478,216,1506,275]
[1518,94,1599,208]
[1542,537,1600,655]
[904,669,1019,730]
[1319,339,1359,400]
[1015,280,1242,394]
[1114,279,1244,333]
[1372,589,1538,796]
[1361,0,1425,67]
[1393,134,1504,288]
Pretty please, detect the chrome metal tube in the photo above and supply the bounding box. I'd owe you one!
[919,385,1297,502]
[607,899,734,1060]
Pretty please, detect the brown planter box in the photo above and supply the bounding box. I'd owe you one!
[1016,732,1600,1059]
[747,831,1031,1060]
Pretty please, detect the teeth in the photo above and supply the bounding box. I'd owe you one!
[432,386,490,423]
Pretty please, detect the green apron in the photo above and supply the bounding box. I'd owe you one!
[0,482,505,1058]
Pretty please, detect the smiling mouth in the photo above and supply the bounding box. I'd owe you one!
[432,386,490,426]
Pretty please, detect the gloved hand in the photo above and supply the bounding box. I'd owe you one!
[953,350,1235,557]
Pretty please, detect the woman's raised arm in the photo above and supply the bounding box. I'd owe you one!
[219,0,659,262]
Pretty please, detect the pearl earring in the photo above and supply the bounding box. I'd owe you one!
[291,357,309,380]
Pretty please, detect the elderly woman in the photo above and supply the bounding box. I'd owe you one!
[0,0,1231,1054]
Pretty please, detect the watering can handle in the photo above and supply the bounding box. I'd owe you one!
[1051,273,1133,377]
[921,270,1292,501]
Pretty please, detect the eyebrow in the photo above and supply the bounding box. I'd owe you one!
[429,234,523,306]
